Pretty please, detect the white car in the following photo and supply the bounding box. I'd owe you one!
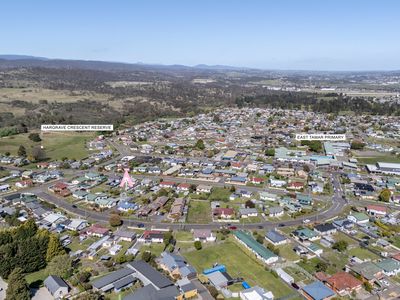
[303,219,310,224]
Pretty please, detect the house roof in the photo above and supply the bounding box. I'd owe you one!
[207,271,228,287]
[376,259,400,272]
[326,272,362,291]
[92,267,135,289]
[44,275,69,295]
[234,231,277,261]
[128,260,173,289]
[366,205,387,213]
[351,262,382,281]
[123,284,179,300]
[193,229,212,239]
[265,230,286,243]
[314,223,336,233]
[302,281,335,300]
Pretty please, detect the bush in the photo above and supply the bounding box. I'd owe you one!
[109,214,122,227]
[28,133,42,142]
[332,240,348,252]
[194,241,202,250]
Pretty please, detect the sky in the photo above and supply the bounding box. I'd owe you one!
[1,0,400,71]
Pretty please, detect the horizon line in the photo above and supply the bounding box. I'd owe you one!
[1,53,400,73]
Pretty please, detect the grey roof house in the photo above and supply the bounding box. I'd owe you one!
[44,275,70,299]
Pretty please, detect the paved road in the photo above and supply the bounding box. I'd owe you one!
[3,157,349,230]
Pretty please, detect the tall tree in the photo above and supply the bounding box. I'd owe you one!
[109,214,122,227]
[5,268,30,300]
[379,189,391,202]
[194,139,205,150]
[17,145,26,157]
[46,234,65,262]
[47,254,73,279]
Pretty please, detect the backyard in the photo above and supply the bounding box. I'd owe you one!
[184,238,294,298]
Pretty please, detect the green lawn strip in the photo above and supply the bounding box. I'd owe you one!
[277,243,300,261]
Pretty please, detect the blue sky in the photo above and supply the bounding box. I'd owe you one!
[1,0,400,70]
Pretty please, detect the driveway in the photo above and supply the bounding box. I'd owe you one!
[31,287,53,300]
[0,277,7,300]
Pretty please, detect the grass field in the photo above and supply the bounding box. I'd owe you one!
[0,132,94,160]
[186,200,211,224]
[347,247,379,260]
[355,155,400,164]
[208,187,231,201]
[139,243,165,257]
[25,268,48,287]
[277,243,300,261]
[184,238,294,298]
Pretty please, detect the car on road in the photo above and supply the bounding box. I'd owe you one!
[257,225,263,229]
[137,223,145,228]
[303,219,310,224]
[72,204,77,208]
[278,223,285,227]
[228,226,237,230]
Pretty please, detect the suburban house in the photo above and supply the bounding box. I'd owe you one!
[325,272,362,296]
[159,181,176,189]
[114,229,136,242]
[176,183,191,192]
[158,252,197,279]
[234,231,278,264]
[301,281,335,300]
[293,228,320,242]
[350,261,383,283]
[366,205,387,218]
[124,260,180,299]
[86,224,110,237]
[44,275,70,299]
[347,212,369,224]
[92,267,136,292]
[213,207,235,219]
[376,259,400,276]
[265,230,288,246]
[196,184,212,194]
[269,177,286,188]
[64,219,88,231]
[260,192,278,202]
[240,286,274,300]
[268,206,284,218]
[176,277,198,300]
[313,223,337,236]
[168,197,186,220]
[239,208,258,218]
[193,229,216,242]
[138,230,164,243]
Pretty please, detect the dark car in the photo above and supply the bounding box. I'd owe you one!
[72,204,77,208]
[278,223,286,227]
[291,283,300,290]
[137,223,145,228]
[228,226,237,230]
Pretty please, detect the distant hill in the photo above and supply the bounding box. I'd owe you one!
[0,54,49,61]
[0,54,257,72]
